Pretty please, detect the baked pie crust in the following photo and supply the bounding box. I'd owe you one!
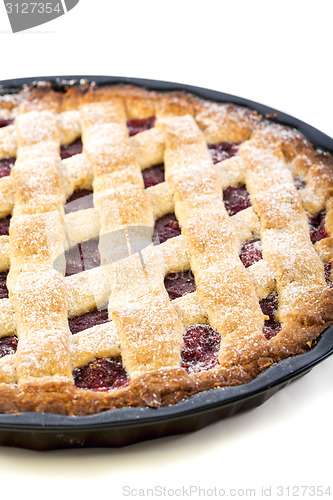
[0,82,332,416]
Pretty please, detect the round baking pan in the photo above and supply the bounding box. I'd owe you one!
[0,75,332,451]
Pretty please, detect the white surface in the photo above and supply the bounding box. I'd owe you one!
[0,1,332,498]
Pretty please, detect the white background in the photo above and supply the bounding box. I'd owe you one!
[0,1,332,499]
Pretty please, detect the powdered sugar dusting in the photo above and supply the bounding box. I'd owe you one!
[0,85,331,407]
[241,127,328,323]
[0,125,18,159]
[80,95,185,378]
[158,113,265,347]
[70,321,120,369]
[57,111,82,146]
[5,105,74,388]
[16,110,59,147]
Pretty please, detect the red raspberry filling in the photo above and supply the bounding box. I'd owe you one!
[127,117,156,137]
[0,216,11,236]
[223,185,251,216]
[0,336,18,359]
[240,238,262,268]
[309,210,328,244]
[60,138,83,160]
[65,238,100,276]
[69,309,109,335]
[0,272,9,299]
[0,118,14,128]
[0,158,15,179]
[208,142,239,164]
[65,189,94,214]
[164,270,196,300]
[142,164,165,188]
[153,213,181,245]
[73,357,129,391]
[324,261,332,286]
[181,325,220,373]
[260,292,281,340]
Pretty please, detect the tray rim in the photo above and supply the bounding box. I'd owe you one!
[0,74,332,436]
[1,74,332,151]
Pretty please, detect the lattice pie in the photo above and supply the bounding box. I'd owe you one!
[0,82,332,415]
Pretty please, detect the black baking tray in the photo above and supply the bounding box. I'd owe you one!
[0,75,332,451]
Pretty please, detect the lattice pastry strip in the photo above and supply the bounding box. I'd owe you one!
[60,153,94,199]
[0,125,17,158]
[0,99,278,344]
[157,115,267,366]
[7,106,73,391]
[109,249,184,376]
[0,176,15,218]
[0,355,16,384]
[80,96,184,379]
[0,127,166,220]
[70,321,120,370]
[0,84,332,416]
[0,320,121,385]
[12,271,72,389]
[240,130,327,322]
[8,211,66,287]
[1,121,249,226]
[66,266,111,318]
[0,198,261,274]
[0,211,274,342]
[0,236,10,272]
[12,111,65,217]
[0,299,16,338]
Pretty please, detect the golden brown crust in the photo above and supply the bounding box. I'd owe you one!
[1,288,333,417]
[0,82,332,416]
